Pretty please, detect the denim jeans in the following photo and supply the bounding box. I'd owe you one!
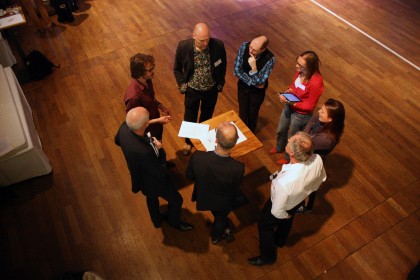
[275,104,312,152]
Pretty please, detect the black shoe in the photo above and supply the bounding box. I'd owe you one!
[275,241,285,248]
[165,161,176,168]
[247,256,275,266]
[173,222,194,232]
[296,206,312,214]
[211,236,222,244]
[211,228,235,244]
[153,213,168,228]
[223,228,235,243]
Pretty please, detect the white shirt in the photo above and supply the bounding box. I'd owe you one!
[271,154,326,219]
[294,75,306,90]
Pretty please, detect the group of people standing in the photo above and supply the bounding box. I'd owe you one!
[114,22,346,266]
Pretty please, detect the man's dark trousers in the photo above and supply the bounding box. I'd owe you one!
[184,86,219,144]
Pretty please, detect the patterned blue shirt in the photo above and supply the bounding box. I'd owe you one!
[234,42,275,86]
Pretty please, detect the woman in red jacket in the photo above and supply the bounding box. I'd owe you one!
[271,51,324,164]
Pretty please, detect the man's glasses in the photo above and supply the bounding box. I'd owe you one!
[145,65,155,72]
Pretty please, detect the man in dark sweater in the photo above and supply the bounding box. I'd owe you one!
[115,107,193,231]
[186,122,245,244]
[234,35,275,133]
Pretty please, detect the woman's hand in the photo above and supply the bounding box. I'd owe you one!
[279,94,288,103]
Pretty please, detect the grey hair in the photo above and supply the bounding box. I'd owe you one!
[289,131,314,162]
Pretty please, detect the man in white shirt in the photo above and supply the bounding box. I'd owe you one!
[248,132,326,266]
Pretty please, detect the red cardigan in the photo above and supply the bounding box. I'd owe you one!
[289,71,324,114]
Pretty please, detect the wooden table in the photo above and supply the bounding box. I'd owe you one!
[190,110,263,158]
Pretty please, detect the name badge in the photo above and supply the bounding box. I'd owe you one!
[214,59,222,67]
[297,84,306,90]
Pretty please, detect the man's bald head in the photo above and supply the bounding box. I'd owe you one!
[249,35,269,57]
[126,107,149,132]
[216,122,239,150]
[193,22,210,51]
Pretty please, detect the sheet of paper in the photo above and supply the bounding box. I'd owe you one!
[178,121,210,139]
[231,122,247,144]
[200,128,216,151]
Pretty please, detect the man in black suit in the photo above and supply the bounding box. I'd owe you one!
[186,122,245,244]
[173,22,227,155]
[115,107,193,231]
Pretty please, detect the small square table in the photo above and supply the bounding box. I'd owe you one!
[190,110,263,158]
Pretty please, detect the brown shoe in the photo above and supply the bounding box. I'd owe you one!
[183,144,192,155]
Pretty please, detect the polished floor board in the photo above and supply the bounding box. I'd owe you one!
[1,0,419,279]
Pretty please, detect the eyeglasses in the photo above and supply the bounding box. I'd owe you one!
[296,59,306,69]
[145,65,155,72]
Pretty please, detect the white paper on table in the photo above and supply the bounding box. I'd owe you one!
[231,121,247,144]
[0,136,14,157]
[200,128,216,151]
[178,121,210,139]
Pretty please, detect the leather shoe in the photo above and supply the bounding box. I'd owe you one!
[276,158,290,165]
[153,213,168,228]
[211,228,235,244]
[269,147,279,154]
[165,161,176,168]
[247,256,275,266]
[296,205,312,214]
[211,236,222,244]
[173,222,194,232]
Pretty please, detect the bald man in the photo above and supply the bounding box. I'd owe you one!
[186,122,245,244]
[234,35,275,133]
[174,22,227,155]
[115,107,193,231]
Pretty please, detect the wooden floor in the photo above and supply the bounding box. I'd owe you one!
[1,0,419,279]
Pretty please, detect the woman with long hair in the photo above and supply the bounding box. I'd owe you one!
[271,51,324,164]
[297,98,345,214]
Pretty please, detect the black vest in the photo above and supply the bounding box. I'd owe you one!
[239,42,274,89]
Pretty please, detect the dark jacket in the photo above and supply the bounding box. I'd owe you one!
[114,122,169,195]
[186,151,245,211]
[304,115,337,159]
[173,38,227,92]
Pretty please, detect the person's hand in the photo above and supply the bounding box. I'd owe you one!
[255,84,264,89]
[248,55,257,71]
[279,94,288,103]
[160,106,171,116]
[152,137,162,149]
[157,115,171,124]
[284,88,293,93]
[286,214,292,219]
[179,83,188,94]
